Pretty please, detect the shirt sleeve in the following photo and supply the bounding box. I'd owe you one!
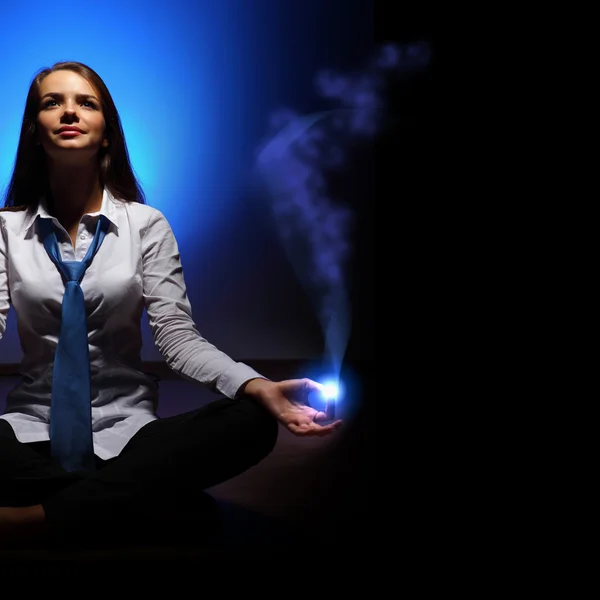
[140,208,265,398]
[0,217,10,342]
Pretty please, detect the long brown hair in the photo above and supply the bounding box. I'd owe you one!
[2,61,145,207]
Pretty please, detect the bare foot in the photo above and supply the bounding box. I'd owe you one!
[0,505,47,545]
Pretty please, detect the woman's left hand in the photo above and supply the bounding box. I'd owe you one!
[241,377,343,436]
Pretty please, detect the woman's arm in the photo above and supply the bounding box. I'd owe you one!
[140,208,264,398]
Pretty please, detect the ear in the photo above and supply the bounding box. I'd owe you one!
[102,138,109,148]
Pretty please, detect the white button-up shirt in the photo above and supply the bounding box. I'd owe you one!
[0,189,264,460]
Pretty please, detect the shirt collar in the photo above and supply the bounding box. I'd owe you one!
[22,188,121,233]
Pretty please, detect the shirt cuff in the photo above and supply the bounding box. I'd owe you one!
[216,362,269,399]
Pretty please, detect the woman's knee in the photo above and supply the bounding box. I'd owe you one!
[239,396,279,459]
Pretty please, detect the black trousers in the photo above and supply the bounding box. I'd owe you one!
[0,395,278,545]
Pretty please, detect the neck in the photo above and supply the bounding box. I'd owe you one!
[46,162,103,226]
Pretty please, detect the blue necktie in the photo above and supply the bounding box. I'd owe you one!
[39,215,109,473]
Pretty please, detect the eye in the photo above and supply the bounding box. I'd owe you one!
[82,100,98,109]
[42,99,57,108]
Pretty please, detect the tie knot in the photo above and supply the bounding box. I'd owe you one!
[61,260,88,282]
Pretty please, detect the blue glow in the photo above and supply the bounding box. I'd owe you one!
[308,376,343,415]
[299,359,364,424]
[0,4,418,369]
[254,42,431,382]
[0,0,265,249]
[320,380,341,402]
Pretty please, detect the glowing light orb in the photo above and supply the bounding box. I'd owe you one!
[321,380,340,401]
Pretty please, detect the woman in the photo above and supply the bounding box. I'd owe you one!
[0,61,341,547]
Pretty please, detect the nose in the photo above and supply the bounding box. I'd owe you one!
[61,102,80,123]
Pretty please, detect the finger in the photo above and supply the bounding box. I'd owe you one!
[285,378,323,391]
[316,420,343,433]
[311,411,343,430]
[287,419,342,436]
[287,422,323,436]
[302,378,325,395]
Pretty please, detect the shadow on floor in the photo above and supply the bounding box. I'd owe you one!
[0,499,346,560]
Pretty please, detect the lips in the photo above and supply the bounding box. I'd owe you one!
[56,127,83,133]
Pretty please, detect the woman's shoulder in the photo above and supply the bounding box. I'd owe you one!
[120,200,168,223]
[115,200,175,237]
[119,199,171,223]
[0,205,30,226]
[0,205,28,213]
[124,201,162,215]
[0,205,32,236]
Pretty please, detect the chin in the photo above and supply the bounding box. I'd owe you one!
[44,146,103,165]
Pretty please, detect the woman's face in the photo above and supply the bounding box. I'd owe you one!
[36,69,108,164]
